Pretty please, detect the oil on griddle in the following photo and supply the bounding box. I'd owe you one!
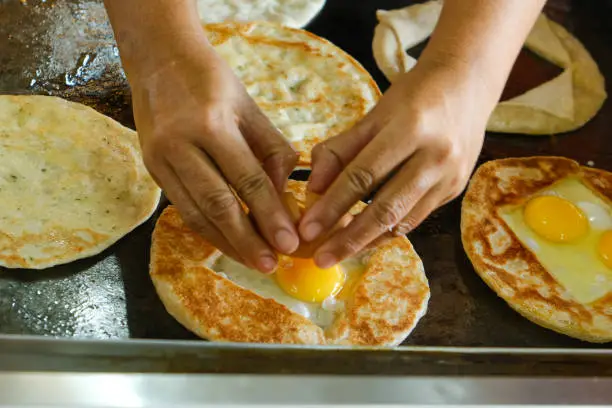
[0,0,611,347]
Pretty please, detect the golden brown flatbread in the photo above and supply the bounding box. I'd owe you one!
[150,181,430,346]
[0,95,161,269]
[462,157,612,342]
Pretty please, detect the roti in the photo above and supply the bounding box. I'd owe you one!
[372,2,607,135]
[196,0,326,28]
[461,157,612,342]
[150,180,430,346]
[205,22,381,166]
[0,95,161,269]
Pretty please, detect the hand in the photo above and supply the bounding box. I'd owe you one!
[299,61,494,268]
[130,38,299,273]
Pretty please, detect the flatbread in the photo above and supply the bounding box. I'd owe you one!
[0,95,161,269]
[372,2,607,135]
[206,22,381,166]
[461,157,612,342]
[150,180,430,346]
[197,0,326,28]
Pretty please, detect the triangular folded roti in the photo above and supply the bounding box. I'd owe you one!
[372,1,606,135]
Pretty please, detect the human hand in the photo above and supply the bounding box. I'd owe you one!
[299,61,495,268]
[130,38,299,273]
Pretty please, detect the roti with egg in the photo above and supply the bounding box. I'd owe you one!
[205,22,381,166]
[372,1,606,135]
[462,157,612,342]
[150,180,430,346]
[0,95,161,269]
[196,0,326,28]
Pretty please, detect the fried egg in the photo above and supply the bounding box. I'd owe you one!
[501,177,612,303]
[213,254,366,327]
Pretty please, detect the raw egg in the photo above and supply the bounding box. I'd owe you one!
[275,256,345,303]
[524,195,589,243]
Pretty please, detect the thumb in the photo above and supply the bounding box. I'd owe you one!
[239,100,298,193]
[308,116,378,194]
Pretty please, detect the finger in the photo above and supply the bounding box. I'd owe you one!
[308,117,378,194]
[169,144,279,273]
[239,99,298,193]
[313,152,440,268]
[371,187,459,244]
[153,160,247,266]
[300,123,419,243]
[200,124,299,255]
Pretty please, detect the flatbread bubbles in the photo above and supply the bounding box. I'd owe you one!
[196,0,326,28]
[0,95,161,269]
[206,21,381,166]
[372,1,607,135]
[150,180,430,346]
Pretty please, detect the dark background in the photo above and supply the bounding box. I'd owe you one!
[0,0,611,347]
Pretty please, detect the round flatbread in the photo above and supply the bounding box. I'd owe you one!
[206,22,381,166]
[0,95,161,269]
[150,180,430,346]
[372,2,607,135]
[461,157,612,342]
[197,0,326,28]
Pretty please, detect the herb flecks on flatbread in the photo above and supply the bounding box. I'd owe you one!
[206,22,381,167]
[0,95,161,269]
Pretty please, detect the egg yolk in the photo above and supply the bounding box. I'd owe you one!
[524,195,589,243]
[598,230,612,269]
[275,257,345,303]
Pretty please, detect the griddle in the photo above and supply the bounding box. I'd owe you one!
[1,0,612,356]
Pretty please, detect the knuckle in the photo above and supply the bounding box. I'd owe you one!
[395,215,421,235]
[266,143,298,167]
[449,166,471,192]
[371,199,406,229]
[200,188,240,221]
[180,209,208,233]
[234,171,269,199]
[434,140,460,165]
[311,143,328,162]
[345,165,376,194]
[449,181,466,201]
[339,235,363,257]
[200,106,232,127]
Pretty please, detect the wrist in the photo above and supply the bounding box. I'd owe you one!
[109,2,213,82]
[122,29,216,86]
[413,52,499,110]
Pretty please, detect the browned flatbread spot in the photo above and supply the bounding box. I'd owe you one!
[461,157,612,342]
[150,181,429,346]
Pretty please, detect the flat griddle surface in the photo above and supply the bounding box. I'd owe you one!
[1,0,611,348]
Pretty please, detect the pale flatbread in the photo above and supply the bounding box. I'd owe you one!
[150,180,430,346]
[462,157,612,342]
[0,95,161,269]
[372,2,607,135]
[197,0,326,28]
[205,22,381,166]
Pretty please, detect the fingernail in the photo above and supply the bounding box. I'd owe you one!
[275,229,298,254]
[315,252,337,269]
[258,255,277,274]
[302,222,323,242]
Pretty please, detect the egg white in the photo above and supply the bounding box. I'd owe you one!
[213,255,366,327]
[501,177,612,304]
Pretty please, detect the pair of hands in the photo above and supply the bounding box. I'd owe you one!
[131,41,490,273]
